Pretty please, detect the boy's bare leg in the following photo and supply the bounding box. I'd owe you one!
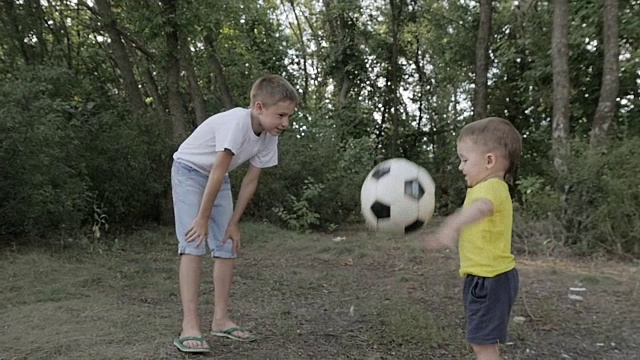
[472,344,500,360]
[179,255,208,348]
[211,258,252,338]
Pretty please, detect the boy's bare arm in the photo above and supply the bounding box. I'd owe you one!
[197,150,234,220]
[185,150,233,244]
[221,164,261,254]
[443,199,494,234]
[425,199,494,250]
[229,163,262,226]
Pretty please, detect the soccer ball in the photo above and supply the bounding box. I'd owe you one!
[360,158,436,233]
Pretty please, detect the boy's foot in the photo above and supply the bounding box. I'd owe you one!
[173,332,210,353]
[211,322,256,342]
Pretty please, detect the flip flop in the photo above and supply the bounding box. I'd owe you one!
[173,336,211,353]
[211,327,257,342]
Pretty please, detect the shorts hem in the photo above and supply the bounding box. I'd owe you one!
[212,252,237,259]
[466,337,504,345]
[178,246,207,256]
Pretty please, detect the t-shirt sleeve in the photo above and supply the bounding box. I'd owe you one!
[469,180,504,209]
[250,138,278,168]
[214,114,245,155]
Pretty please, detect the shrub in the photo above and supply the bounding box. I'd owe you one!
[0,68,88,235]
[562,139,640,256]
[0,67,171,239]
[515,138,640,258]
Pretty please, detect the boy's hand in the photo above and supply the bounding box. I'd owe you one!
[185,217,209,248]
[223,222,241,255]
[435,226,459,249]
[424,226,458,255]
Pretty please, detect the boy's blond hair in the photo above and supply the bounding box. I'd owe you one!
[250,75,299,108]
[458,117,522,184]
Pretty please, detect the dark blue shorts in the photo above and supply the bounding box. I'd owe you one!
[463,268,519,344]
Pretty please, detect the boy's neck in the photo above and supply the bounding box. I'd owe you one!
[249,109,263,136]
[476,171,506,186]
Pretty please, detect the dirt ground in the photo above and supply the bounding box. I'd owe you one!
[1,222,639,359]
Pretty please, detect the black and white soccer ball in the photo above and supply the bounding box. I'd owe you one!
[360,158,436,233]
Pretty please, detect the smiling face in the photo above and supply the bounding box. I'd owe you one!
[252,100,296,136]
[456,138,498,187]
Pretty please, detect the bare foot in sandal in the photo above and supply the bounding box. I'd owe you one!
[211,321,256,342]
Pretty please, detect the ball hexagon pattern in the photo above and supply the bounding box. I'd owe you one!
[360,158,436,233]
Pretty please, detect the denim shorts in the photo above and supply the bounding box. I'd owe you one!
[463,268,519,344]
[171,161,235,258]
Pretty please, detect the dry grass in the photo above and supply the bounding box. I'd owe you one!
[1,223,638,359]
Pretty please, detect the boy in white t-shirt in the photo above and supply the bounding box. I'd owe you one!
[171,75,298,353]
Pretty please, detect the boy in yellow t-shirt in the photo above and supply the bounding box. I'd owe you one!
[425,117,522,360]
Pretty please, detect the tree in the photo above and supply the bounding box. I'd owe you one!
[551,0,570,178]
[161,0,187,143]
[473,0,492,120]
[204,32,236,110]
[181,35,207,123]
[92,0,146,114]
[590,0,620,148]
[389,0,404,157]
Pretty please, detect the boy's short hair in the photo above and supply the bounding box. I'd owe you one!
[250,75,299,108]
[458,117,523,184]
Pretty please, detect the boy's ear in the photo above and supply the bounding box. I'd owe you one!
[254,101,264,112]
[485,153,495,168]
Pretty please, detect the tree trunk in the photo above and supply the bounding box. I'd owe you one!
[473,0,492,121]
[551,0,571,177]
[322,0,355,108]
[2,0,33,65]
[590,0,619,148]
[46,2,74,70]
[286,0,308,106]
[94,0,146,114]
[389,0,403,158]
[204,33,236,109]
[413,35,425,153]
[338,76,352,106]
[122,35,165,118]
[140,61,166,118]
[24,0,47,63]
[181,37,207,124]
[161,0,187,143]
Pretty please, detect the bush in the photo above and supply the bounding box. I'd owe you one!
[0,68,88,235]
[0,67,172,238]
[515,138,640,258]
[562,139,640,256]
[79,109,171,224]
[237,133,377,231]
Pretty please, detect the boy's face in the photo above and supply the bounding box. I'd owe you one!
[254,100,296,136]
[456,138,498,187]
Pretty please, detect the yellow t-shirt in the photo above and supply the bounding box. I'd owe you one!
[458,178,515,277]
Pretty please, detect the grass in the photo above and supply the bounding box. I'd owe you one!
[1,222,639,359]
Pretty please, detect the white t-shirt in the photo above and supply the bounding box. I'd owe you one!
[173,107,278,174]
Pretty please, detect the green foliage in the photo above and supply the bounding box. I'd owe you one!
[78,108,171,224]
[1,0,638,259]
[0,68,89,235]
[244,134,377,231]
[0,67,170,237]
[90,192,109,241]
[517,138,640,257]
[273,178,325,232]
[562,139,640,256]
[517,175,562,218]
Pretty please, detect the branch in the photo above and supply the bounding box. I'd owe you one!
[77,0,154,60]
[121,32,154,60]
